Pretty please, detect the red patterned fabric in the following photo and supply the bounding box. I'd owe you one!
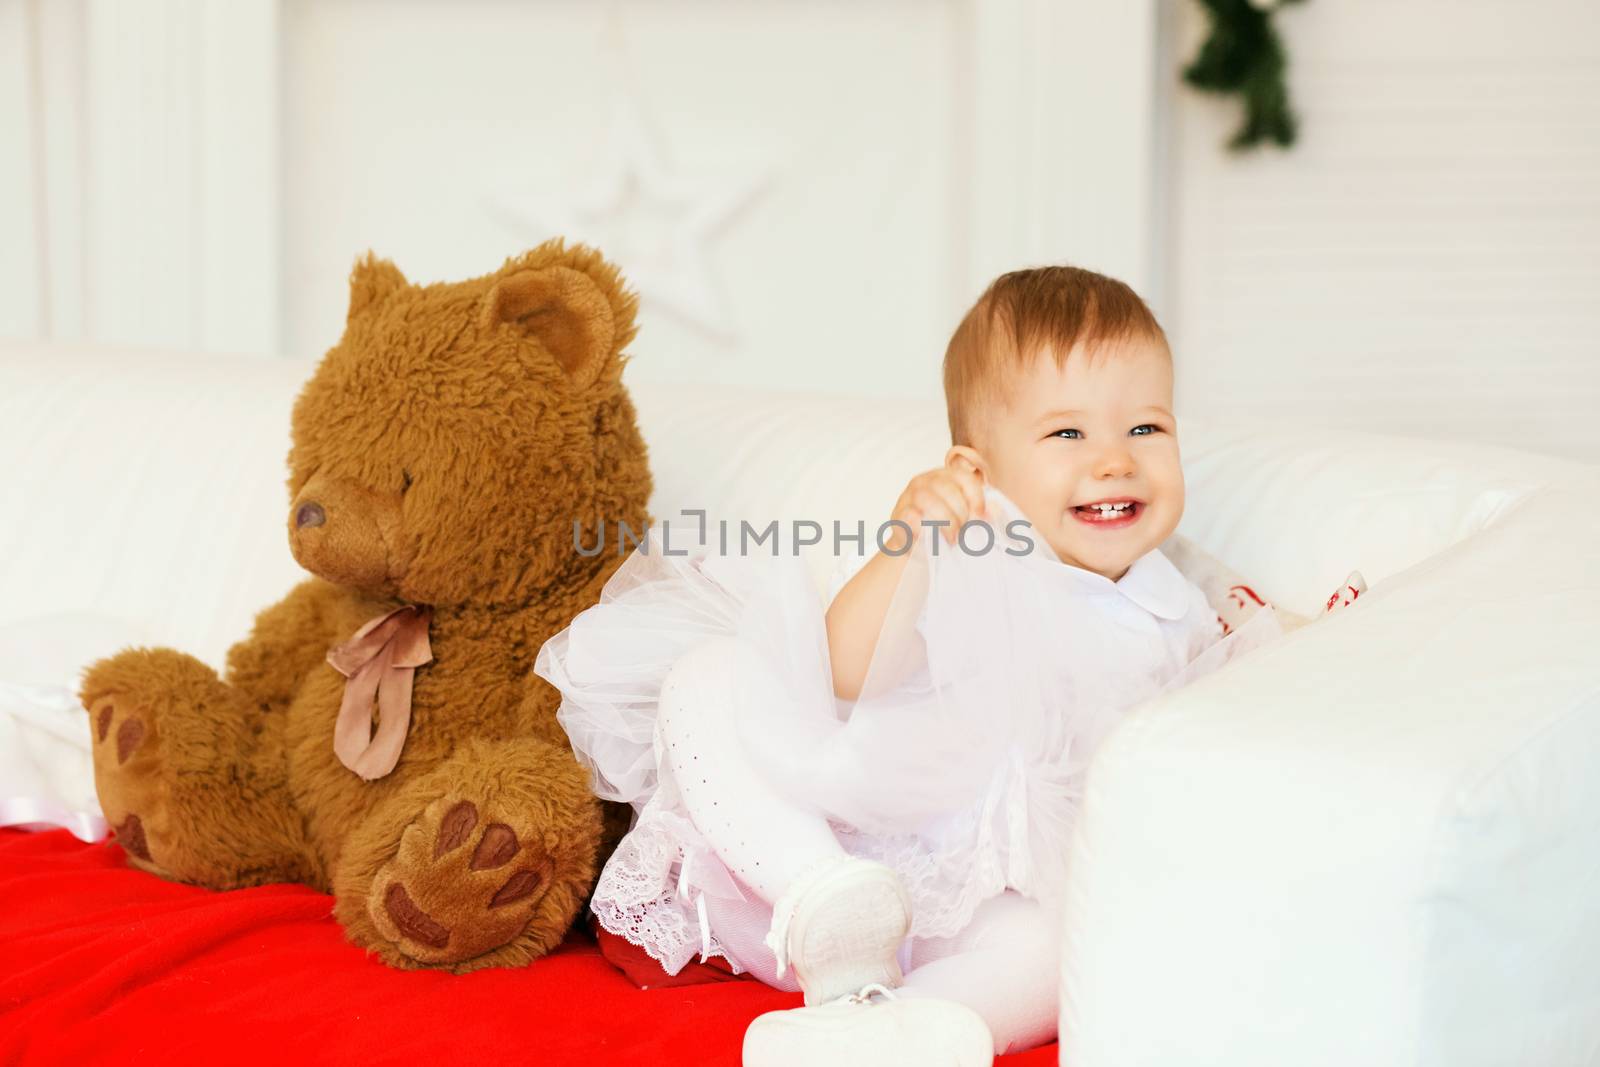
[0,829,1058,1065]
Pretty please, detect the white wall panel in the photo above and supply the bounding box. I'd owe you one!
[82,0,279,356]
[282,0,958,395]
[6,0,1163,397]
[1164,0,1600,463]
[33,0,86,343]
[0,0,42,339]
[280,0,1157,400]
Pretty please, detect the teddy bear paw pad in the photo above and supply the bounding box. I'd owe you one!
[368,797,554,966]
[87,696,168,869]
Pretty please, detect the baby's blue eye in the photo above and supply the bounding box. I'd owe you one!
[1052,425,1162,440]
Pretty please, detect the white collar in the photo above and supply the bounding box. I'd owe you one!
[1060,547,1193,620]
[982,486,1194,621]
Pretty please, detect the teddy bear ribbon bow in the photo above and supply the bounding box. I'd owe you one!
[326,604,433,781]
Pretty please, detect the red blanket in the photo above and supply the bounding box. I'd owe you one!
[0,830,1057,1065]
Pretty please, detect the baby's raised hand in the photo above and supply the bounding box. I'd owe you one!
[886,447,989,551]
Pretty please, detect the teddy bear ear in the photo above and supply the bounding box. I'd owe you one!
[347,254,409,324]
[479,266,618,389]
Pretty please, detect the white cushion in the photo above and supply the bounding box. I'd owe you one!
[0,345,312,673]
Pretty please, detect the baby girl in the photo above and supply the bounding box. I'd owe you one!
[535,266,1346,1066]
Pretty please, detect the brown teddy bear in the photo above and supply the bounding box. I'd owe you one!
[78,239,652,972]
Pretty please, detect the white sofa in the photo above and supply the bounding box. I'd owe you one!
[2,341,1598,1065]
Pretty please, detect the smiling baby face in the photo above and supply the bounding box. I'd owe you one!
[972,337,1183,582]
[942,266,1183,582]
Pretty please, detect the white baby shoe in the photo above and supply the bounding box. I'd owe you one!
[743,984,994,1067]
[764,856,913,1006]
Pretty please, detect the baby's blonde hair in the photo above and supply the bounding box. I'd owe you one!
[942,266,1169,447]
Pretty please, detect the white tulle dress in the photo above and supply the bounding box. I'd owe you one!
[533,485,1285,985]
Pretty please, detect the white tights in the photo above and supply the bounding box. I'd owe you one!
[656,637,1060,1056]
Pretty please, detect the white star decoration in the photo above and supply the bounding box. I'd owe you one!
[487,88,769,341]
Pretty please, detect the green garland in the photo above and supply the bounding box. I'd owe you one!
[1183,0,1307,151]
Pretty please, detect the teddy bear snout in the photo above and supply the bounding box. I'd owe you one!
[287,476,403,594]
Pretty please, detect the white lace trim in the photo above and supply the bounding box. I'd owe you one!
[590,804,743,977]
[590,892,743,977]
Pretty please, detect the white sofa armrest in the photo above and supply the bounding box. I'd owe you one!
[1060,472,1600,1066]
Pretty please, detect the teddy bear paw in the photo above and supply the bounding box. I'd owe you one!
[367,795,556,969]
[85,691,172,874]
